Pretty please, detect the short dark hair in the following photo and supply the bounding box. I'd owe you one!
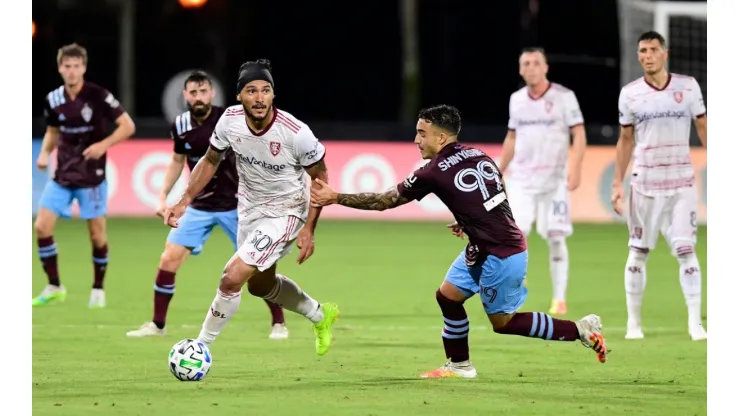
[183,70,212,89]
[57,43,87,66]
[239,58,272,73]
[638,31,667,48]
[521,46,547,59]
[418,105,462,136]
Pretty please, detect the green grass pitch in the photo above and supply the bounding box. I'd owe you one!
[32,219,706,415]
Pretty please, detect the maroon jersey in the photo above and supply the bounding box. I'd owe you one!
[171,106,237,212]
[43,82,126,187]
[397,143,527,263]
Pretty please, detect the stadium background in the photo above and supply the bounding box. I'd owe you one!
[31,1,708,414]
[31,0,707,223]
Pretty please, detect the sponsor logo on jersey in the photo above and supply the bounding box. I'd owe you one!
[634,110,688,123]
[238,154,286,172]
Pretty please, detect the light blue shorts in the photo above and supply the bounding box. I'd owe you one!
[167,207,238,255]
[38,180,108,220]
[444,249,529,315]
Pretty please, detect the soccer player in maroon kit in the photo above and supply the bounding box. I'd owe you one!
[311,105,609,378]
[33,43,136,308]
[126,71,287,339]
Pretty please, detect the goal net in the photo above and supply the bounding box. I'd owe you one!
[617,0,707,99]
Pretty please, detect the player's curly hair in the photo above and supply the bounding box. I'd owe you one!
[418,105,462,135]
[239,58,272,74]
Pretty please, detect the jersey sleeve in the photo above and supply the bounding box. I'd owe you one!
[396,164,434,201]
[507,95,517,131]
[618,88,634,126]
[689,77,707,118]
[293,126,326,168]
[170,123,188,154]
[99,89,126,122]
[563,90,585,127]
[209,113,231,152]
[43,96,59,128]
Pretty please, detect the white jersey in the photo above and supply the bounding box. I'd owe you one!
[618,74,706,196]
[507,83,584,192]
[210,106,325,220]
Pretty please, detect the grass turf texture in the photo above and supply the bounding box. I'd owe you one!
[33,220,707,415]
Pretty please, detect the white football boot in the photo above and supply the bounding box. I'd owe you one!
[419,360,478,379]
[88,289,106,308]
[576,314,609,363]
[625,318,645,340]
[126,322,166,338]
[689,322,707,341]
[269,323,289,340]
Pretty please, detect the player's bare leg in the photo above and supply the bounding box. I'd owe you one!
[197,255,338,355]
[420,281,477,379]
[32,208,66,306]
[490,312,608,363]
[127,242,190,337]
[86,217,109,308]
[624,247,649,339]
[675,244,707,340]
[547,233,569,315]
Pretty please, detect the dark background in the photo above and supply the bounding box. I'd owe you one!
[31,0,706,142]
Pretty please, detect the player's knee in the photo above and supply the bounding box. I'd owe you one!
[489,314,514,333]
[220,257,255,293]
[160,244,189,271]
[87,221,107,247]
[675,244,699,265]
[33,217,52,237]
[627,247,648,266]
[547,235,566,259]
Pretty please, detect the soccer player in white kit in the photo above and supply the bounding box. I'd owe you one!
[611,31,707,341]
[164,59,340,355]
[498,47,588,316]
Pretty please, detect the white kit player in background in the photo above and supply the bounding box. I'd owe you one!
[611,31,707,341]
[497,47,588,316]
[164,59,340,357]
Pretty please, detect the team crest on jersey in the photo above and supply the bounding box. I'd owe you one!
[81,103,93,122]
[673,91,684,103]
[269,141,281,156]
[545,100,553,113]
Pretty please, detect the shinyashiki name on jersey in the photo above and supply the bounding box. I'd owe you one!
[438,148,486,171]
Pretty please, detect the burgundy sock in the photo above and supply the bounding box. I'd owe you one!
[495,312,579,341]
[153,269,176,329]
[92,244,108,289]
[436,289,470,362]
[265,300,285,325]
[37,236,60,286]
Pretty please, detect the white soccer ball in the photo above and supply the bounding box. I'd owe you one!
[168,338,212,381]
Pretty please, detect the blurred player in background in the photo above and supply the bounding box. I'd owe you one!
[126,71,288,340]
[497,47,587,316]
[164,59,339,355]
[311,105,607,378]
[612,31,707,341]
[33,43,136,308]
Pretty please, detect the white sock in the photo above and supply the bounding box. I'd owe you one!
[197,289,242,345]
[264,274,324,323]
[548,237,569,301]
[677,249,702,327]
[625,249,648,327]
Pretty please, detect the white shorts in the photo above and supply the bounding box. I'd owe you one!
[627,186,698,253]
[237,215,304,271]
[506,181,573,239]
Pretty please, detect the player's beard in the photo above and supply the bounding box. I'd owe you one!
[189,102,211,117]
[244,103,272,122]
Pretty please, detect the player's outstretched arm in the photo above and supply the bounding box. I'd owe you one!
[337,188,412,211]
[311,179,412,211]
